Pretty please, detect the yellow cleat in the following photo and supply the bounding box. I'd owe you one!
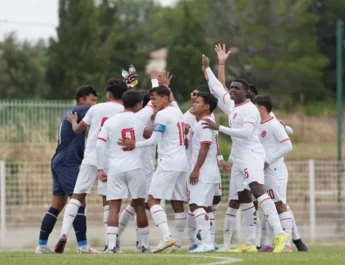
[152,239,176,253]
[227,244,258,253]
[273,232,289,253]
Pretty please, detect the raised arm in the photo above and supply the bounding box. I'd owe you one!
[215,43,231,90]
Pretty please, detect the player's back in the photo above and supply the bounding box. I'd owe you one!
[142,116,157,176]
[105,111,145,174]
[229,100,264,159]
[52,105,90,167]
[156,106,188,171]
[82,101,124,166]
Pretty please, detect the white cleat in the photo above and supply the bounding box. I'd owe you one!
[189,244,215,253]
[216,244,231,252]
[166,245,182,253]
[77,245,99,254]
[35,245,55,254]
[151,238,176,253]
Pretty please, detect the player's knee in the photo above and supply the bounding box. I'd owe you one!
[275,201,288,213]
[249,182,265,198]
[229,200,240,209]
[189,203,199,212]
[213,196,221,205]
[170,200,184,213]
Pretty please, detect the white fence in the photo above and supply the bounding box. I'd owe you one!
[0,160,344,250]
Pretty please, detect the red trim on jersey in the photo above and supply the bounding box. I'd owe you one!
[222,93,230,104]
[201,140,212,144]
[81,120,89,127]
[261,117,274,124]
[97,137,107,142]
[243,121,255,126]
[235,99,251,107]
[280,138,290,143]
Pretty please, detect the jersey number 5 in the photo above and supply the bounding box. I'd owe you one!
[121,128,136,151]
[177,122,185,146]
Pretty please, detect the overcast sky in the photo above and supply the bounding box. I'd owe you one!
[0,0,176,41]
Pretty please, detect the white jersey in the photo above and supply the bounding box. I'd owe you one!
[228,99,264,161]
[142,115,157,176]
[190,116,220,183]
[155,106,188,172]
[98,111,146,174]
[260,116,290,170]
[81,101,124,166]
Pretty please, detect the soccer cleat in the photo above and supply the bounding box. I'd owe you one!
[54,234,67,254]
[214,242,219,250]
[35,245,55,254]
[151,239,176,253]
[273,232,289,253]
[227,244,258,253]
[189,244,215,253]
[104,247,121,254]
[258,245,274,252]
[216,244,231,252]
[141,246,151,253]
[77,246,99,254]
[293,239,308,252]
[166,245,182,253]
[133,241,142,253]
[283,245,292,253]
[189,244,198,251]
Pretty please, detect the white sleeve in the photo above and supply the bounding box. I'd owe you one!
[135,130,163,148]
[171,101,183,115]
[96,124,108,170]
[219,123,255,138]
[151,79,159,87]
[266,124,293,164]
[81,106,93,126]
[136,103,155,123]
[206,67,234,115]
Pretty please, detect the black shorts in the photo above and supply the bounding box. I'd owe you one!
[51,164,79,196]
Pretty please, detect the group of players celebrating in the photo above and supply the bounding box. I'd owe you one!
[35,44,308,254]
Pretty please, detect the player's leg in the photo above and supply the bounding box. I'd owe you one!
[253,200,261,249]
[106,199,122,253]
[187,206,198,250]
[98,176,110,251]
[118,201,136,239]
[288,206,308,251]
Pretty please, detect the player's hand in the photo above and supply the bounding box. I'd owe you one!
[184,138,189,149]
[218,160,231,173]
[66,111,78,123]
[264,162,269,170]
[279,120,286,127]
[191,90,199,102]
[202,118,220,131]
[189,170,199,185]
[151,70,160,79]
[159,70,173,88]
[202,54,210,69]
[117,138,135,149]
[201,66,209,81]
[215,43,231,64]
[98,169,107,182]
[184,124,190,135]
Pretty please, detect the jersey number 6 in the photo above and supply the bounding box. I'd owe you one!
[121,128,136,151]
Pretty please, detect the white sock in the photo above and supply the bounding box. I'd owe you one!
[208,212,216,244]
[223,207,238,247]
[150,205,172,241]
[257,194,283,236]
[118,204,135,237]
[289,209,300,240]
[61,198,81,237]
[187,211,197,246]
[193,208,212,246]
[107,226,118,250]
[279,211,293,247]
[255,212,261,247]
[240,203,256,246]
[133,215,140,247]
[103,205,109,246]
[174,212,186,247]
[260,215,268,246]
[138,227,149,249]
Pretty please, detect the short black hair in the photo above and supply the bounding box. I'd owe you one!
[253,94,273,113]
[232,79,249,90]
[197,84,210,93]
[122,90,143,109]
[75,85,97,102]
[149,86,170,98]
[249,84,258,95]
[105,78,128,100]
[139,90,151,107]
[197,92,218,113]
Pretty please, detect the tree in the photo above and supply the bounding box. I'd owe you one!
[46,0,103,99]
[166,1,212,100]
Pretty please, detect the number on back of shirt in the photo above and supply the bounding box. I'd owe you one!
[121,128,136,151]
[177,122,185,146]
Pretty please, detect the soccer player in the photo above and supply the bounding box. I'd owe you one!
[96,90,154,253]
[188,92,221,253]
[119,86,188,253]
[54,78,128,253]
[202,54,288,253]
[35,86,97,254]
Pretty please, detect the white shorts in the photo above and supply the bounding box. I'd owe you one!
[107,168,146,201]
[264,166,288,203]
[149,166,188,201]
[144,170,154,203]
[73,164,97,194]
[214,182,222,197]
[229,176,239,201]
[188,180,219,207]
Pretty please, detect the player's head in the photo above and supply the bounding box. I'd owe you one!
[190,84,210,104]
[105,78,128,101]
[75,85,97,106]
[247,84,258,101]
[122,90,143,113]
[193,92,218,117]
[149,86,170,111]
[254,95,272,116]
[139,90,151,107]
[229,79,249,103]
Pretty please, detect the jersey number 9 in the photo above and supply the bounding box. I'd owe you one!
[121,128,136,151]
